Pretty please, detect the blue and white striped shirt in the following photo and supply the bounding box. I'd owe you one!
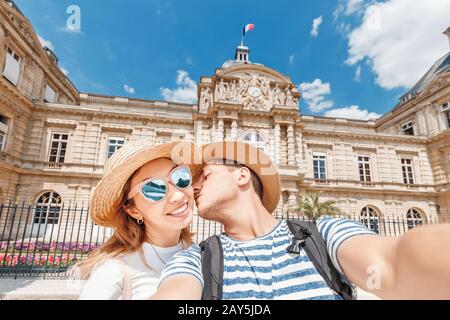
[159,217,375,300]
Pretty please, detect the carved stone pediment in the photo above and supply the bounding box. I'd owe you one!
[213,72,299,112]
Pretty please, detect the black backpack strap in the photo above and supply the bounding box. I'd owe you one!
[199,235,224,300]
[286,219,354,300]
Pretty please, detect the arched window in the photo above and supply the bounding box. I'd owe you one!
[361,206,380,234]
[243,132,266,152]
[34,192,62,226]
[406,208,423,230]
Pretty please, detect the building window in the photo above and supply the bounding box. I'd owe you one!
[401,121,414,136]
[0,115,8,151]
[406,208,424,230]
[358,156,371,182]
[243,132,266,152]
[361,206,379,234]
[34,192,61,226]
[2,47,21,86]
[401,158,415,184]
[313,153,327,180]
[44,85,57,103]
[48,133,68,163]
[107,137,124,159]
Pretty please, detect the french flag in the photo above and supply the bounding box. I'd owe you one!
[243,23,255,36]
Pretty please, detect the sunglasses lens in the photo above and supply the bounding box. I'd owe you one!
[172,167,191,189]
[141,179,166,202]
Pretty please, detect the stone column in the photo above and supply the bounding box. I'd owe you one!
[288,191,297,215]
[274,123,281,165]
[287,124,295,166]
[211,116,217,142]
[231,120,238,141]
[275,193,284,218]
[194,120,203,144]
[217,119,225,141]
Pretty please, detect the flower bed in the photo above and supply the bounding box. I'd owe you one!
[0,253,79,269]
[0,241,101,255]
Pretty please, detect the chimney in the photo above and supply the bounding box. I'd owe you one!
[444,27,450,51]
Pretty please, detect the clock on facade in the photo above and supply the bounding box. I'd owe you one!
[248,86,261,98]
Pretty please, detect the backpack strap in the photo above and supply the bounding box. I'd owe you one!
[199,235,223,300]
[114,258,132,300]
[286,219,354,300]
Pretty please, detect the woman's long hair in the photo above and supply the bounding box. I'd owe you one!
[75,168,194,280]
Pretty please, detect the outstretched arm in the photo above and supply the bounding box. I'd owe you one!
[335,223,450,299]
[149,244,204,300]
[150,275,202,300]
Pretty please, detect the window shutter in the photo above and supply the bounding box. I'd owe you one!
[3,50,20,85]
[44,85,57,103]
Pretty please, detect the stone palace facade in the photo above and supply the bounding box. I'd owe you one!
[1,0,450,236]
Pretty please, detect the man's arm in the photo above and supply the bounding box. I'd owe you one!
[150,275,202,300]
[148,244,204,300]
[337,223,450,299]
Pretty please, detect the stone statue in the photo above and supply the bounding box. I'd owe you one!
[273,84,282,105]
[200,87,211,112]
[229,80,237,99]
[279,87,286,105]
[261,77,271,97]
[217,79,225,100]
[285,87,294,105]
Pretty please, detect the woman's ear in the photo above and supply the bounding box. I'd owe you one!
[123,204,142,221]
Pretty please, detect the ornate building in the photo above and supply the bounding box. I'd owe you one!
[0,0,449,238]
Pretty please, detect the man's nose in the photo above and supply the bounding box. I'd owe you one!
[192,175,204,194]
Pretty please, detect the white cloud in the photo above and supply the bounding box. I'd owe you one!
[300,79,380,120]
[160,70,197,104]
[124,84,135,94]
[310,16,323,38]
[334,0,366,20]
[186,56,194,65]
[346,0,450,89]
[299,79,334,112]
[38,35,54,51]
[354,65,362,82]
[345,0,364,15]
[289,53,296,65]
[324,105,381,120]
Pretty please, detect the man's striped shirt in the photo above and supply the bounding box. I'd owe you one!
[159,217,375,300]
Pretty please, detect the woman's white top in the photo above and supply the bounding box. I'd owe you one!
[79,242,184,300]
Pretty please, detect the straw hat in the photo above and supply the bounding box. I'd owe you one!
[201,141,281,214]
[90,140,201,227]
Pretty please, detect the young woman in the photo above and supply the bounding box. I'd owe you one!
[76,139,200,300]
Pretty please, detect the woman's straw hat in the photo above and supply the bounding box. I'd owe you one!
[90,140,201,227]
[201,141,281,214]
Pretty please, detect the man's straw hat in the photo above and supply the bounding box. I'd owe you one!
[201,141,281,214]
[90,140,201,227]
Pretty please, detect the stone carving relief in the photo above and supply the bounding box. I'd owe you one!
[199,87,212,113]
[214,72,299,111]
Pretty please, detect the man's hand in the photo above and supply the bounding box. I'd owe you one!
[149,275,202,300]
[338,224,450,299]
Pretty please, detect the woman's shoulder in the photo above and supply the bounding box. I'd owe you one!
[79,257,128,300]
[88,257,129,280]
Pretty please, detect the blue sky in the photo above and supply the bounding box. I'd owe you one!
[14,0,450,119]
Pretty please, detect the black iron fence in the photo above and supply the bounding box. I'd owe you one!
[0,202,448,279]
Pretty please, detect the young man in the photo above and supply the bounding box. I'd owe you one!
[151,141,450,300]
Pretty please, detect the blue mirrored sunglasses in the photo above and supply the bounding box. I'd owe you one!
[128,166,192,203]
